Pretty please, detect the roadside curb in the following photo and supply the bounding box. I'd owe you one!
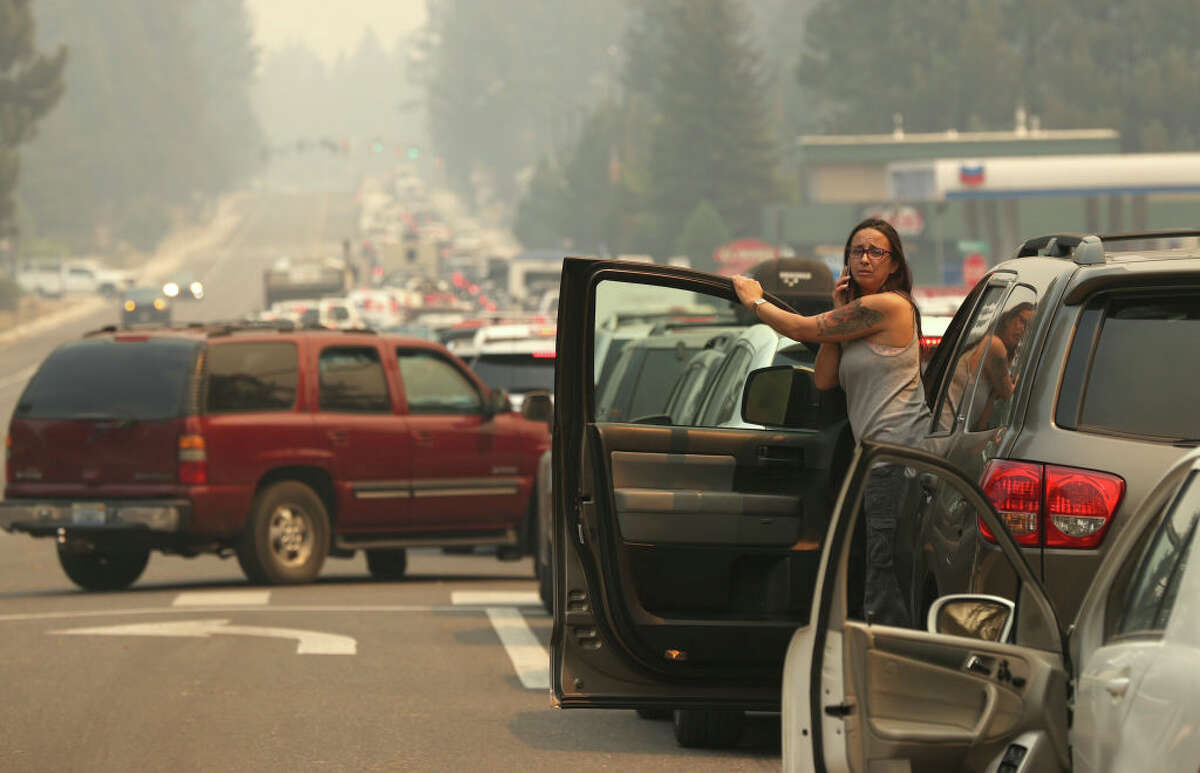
[0,296,107,347]
[0,195,246,348]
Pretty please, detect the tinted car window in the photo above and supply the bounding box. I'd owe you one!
[1078,294,1200,440]
[698,346,753,426]
[962,285,1038,433]
[318,346,391,413]
[16,338,199,420]
[397,349,482,414]
[469,354,555,393]
[1118,471,1200,636]
[205,341,298,413]
[932,284,1007,433]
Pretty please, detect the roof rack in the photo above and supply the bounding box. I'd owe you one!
[1017,229,1200,265]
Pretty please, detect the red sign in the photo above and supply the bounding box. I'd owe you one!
[862,206,925,237]
[962,253,988,287]
[713,239,779,276]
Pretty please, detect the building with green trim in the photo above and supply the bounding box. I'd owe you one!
[762,126,1200,285]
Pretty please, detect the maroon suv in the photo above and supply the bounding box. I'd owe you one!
[0,324,550,590]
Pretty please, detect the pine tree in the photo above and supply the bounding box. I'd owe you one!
[0,0,65,239]
[646,0,779,255]
[675,200,731,273]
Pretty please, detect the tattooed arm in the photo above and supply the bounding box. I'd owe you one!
[753,293,906,344]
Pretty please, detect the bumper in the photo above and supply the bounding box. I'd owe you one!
[0,499,191,535]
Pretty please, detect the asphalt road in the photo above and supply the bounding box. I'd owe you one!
[0,190,781,771]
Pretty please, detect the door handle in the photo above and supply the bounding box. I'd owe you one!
[757,446,803,465]
[1104,676,1131,698]
[413,430,434,445]
[326,429,348,445]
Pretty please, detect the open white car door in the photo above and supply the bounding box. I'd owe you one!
[789,442,1072,772]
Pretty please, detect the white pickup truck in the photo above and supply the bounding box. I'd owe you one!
[16,258,135,297]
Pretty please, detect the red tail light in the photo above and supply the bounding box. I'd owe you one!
[1044,465,1124,548]
[980,460,1042,545]
[979,459,1124,549]
[920,335,942,351]
[178,434,207,485]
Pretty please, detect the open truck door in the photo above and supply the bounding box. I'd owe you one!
[550,257,852,747]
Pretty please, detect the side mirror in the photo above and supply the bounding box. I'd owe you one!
[485,389,511,418]
[520,390,553,425]
[926,594,1015,642]
[741,365,818,428]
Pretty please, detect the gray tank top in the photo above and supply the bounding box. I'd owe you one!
[838,307,932,448]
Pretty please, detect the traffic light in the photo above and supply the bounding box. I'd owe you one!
[371,139,383,154]
[407,146,420,160]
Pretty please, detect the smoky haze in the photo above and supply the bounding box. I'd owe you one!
[6,0,1199,263]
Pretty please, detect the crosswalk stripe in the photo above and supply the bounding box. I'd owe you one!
[172,591,271,607]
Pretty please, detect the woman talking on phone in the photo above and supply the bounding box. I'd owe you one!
[732,217,930,627]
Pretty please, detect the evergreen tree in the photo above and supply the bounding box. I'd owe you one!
[647,0,779,253]
[561,105,622,255]
[513,155,569,250]
[424,0,625,203]
[0,0,65,239]
[675,200,731,273]
[20,0,263,250]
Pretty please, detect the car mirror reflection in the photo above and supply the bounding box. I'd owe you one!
[926,594,1015,642]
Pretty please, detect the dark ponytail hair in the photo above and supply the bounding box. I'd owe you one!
[843,217,921,335]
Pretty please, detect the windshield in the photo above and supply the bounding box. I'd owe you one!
[16,339,200,420]
[469,353,556,393]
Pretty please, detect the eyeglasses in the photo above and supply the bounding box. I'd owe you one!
[849,245,892,261]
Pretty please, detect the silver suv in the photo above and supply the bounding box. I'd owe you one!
[547,231,1200,748]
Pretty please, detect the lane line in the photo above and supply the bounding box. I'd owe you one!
[451,590,541,607]
[486,607,550,690]
[172,590,271,607]
[0,604,524,623]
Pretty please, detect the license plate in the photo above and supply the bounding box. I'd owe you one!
[71,503,106,525]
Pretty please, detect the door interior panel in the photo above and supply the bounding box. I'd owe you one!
[585,421,850,673]
[842,622,1067,771]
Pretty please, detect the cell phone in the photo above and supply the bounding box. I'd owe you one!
[846,269,860,299]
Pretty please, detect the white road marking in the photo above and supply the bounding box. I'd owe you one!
[450,590,542,607]
[54,618,356,655]
[485,607,550,690]
[172,591,271,607]
[0,364,38,392]
[0,605,472,623]
[450,591,549,690]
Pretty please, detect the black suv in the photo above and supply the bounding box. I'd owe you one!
[546,232,1200,747]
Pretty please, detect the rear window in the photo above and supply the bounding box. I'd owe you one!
[1073,293,1200,441]
[469,353,555,393]
[17,338,199,420]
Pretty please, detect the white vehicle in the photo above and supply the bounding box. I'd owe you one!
[776,442,1200,772]
[347,287,402,329]
[268,298,363,330]
[465,323,556,410]
[16,257,133,297]
[507,254,565,303]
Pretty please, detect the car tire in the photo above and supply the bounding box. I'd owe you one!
[57,542,150,591]
[365,549,408,580]
[672,709,745,749]
[236,481,329,585]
